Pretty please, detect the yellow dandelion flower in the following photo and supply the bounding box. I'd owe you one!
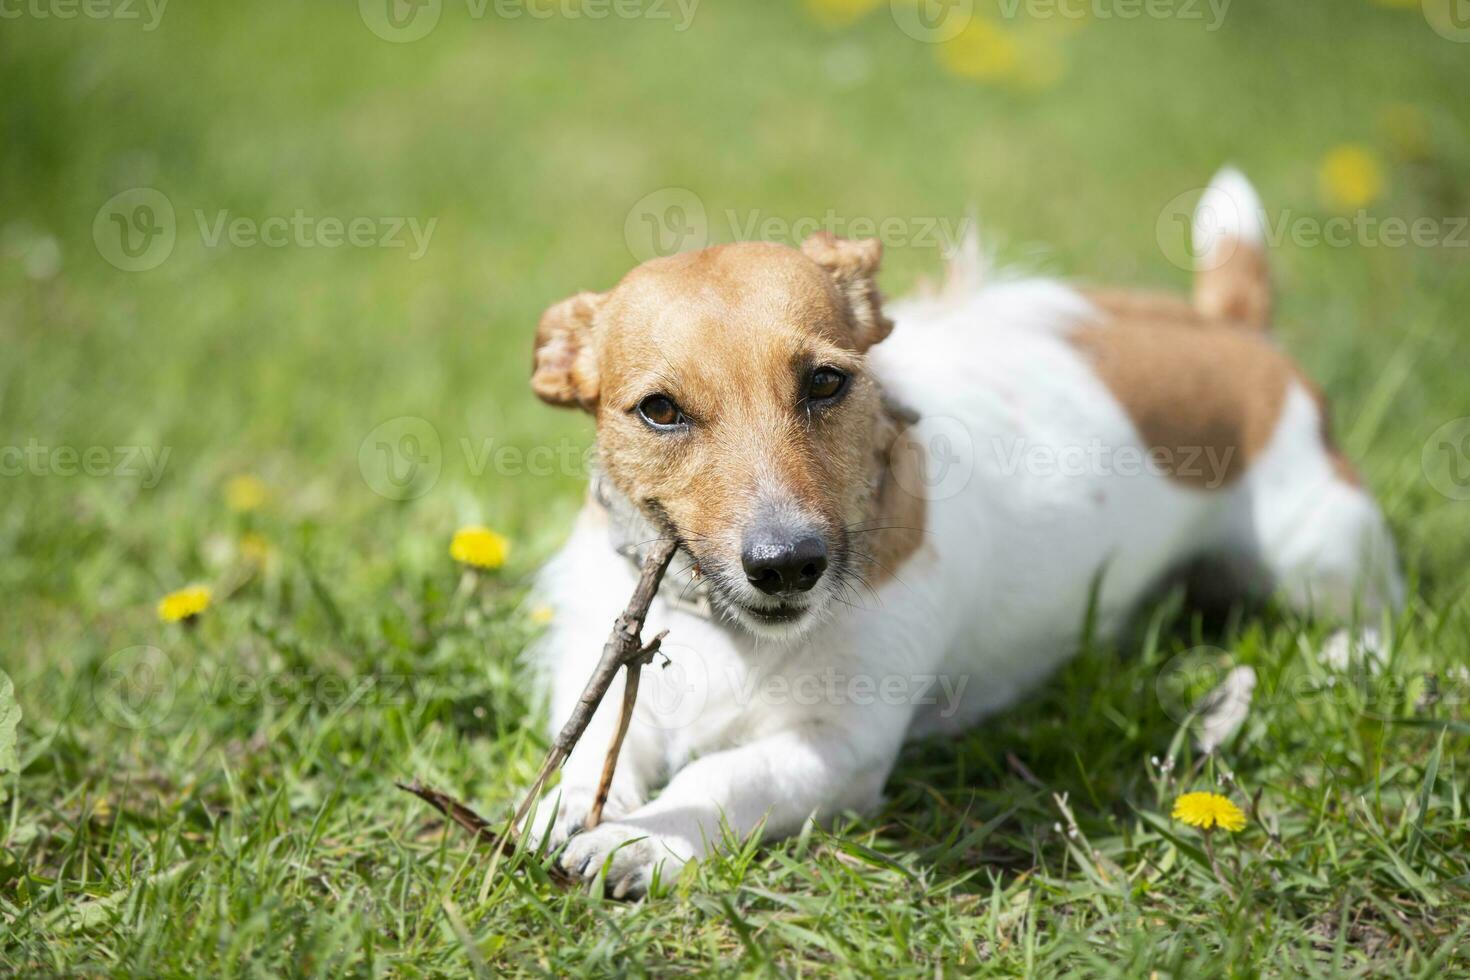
[803,0,881,28]
[530,604,555,625]
[225,474,268,513]
[450,526,509,570]
[1172,791,1246,832]
[937,19,1022,85]
[157,584,212,623]
[1318,144,1385,211]
[239,532,271,566]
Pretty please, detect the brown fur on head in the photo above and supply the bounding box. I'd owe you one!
[531,233,899,635]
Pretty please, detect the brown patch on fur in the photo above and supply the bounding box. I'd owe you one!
[863,401,928,586]
[1194,236,1272,330]
[1069,319,1296,489]
[531,291,603,409]
[1083,239,1357,489]
[800,232,894,350]
[1083,287,1206,324]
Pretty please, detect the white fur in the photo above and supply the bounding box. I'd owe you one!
[1193,166,1266,267]
[527,191,1402,898]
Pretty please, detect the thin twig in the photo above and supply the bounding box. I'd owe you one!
[395,780,578,886]
[587,629,667,827]
[588,662,641,828]
[508,538,678,834]
[400,537,679,886]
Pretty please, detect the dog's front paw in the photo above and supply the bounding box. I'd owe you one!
[557,820,694,899]
[519,788,593,853]
[520,784,642,854]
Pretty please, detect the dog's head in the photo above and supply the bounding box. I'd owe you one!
[531,233,897,638]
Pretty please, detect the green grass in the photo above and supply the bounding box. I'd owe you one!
[3,0,1470,974]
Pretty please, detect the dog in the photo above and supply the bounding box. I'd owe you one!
[524,169,1403,898]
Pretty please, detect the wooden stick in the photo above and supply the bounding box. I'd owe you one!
[400,537,679,886]
[586,626,666,828]
[587,661,641,829]
[395,780,577,886]
[509,537,679,836]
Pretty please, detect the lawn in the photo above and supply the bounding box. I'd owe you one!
[3,0,1470,974]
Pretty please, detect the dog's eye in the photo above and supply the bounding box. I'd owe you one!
[807,367,849,403]
[637,394,684,429]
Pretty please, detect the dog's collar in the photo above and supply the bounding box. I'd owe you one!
[589,470,714,621]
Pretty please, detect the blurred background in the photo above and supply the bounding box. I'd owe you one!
[4,0,1468,594]
[2,0,1469,968]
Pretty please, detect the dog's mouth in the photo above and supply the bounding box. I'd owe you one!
[706,579,825,637]
[734,600,810,625]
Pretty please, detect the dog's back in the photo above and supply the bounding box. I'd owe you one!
[878,168,1401,734]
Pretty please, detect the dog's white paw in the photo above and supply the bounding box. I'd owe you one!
[519,797,588,854]
[557,820,694,899]
[520,786,636,853]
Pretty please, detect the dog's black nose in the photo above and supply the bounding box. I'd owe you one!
[742,532,828,596]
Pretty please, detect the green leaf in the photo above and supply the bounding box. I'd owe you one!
[1409,730,1445,861]
[0,670,20,773]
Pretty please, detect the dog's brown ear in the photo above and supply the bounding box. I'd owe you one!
[801,232,893,350]
[531,291,602,410]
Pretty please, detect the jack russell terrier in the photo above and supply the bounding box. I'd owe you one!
[524,169,1403,898]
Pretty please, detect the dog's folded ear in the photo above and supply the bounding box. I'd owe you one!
[801,232,894,351]
[531,291,603,410]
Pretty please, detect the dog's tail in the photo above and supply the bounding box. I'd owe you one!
[1192,167,1271,331]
